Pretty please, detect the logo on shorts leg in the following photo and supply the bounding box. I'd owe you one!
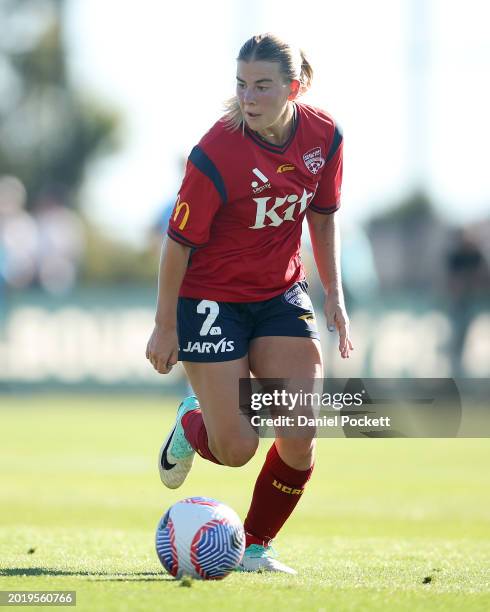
[298,313,315,322]
[283,284,313,311]
[303,147,325,174]
[182,339,235,354]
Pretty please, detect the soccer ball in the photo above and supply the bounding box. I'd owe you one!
[155,496,245,580]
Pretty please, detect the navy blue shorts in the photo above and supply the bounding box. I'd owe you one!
[177,281,320,362]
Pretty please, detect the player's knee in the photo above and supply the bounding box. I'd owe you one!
[217,439,258,467]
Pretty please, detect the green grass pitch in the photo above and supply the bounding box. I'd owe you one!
[0,395,489,611]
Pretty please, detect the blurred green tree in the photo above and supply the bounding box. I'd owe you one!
[368,190,436,227]
[0,0,120,209]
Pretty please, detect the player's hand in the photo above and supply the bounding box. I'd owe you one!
[146,324,179,374]
[324,291,354,359]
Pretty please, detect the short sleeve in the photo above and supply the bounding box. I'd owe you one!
[167,145,227,247]
[309,125,343,215]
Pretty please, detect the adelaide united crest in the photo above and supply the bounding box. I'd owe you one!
[303,147,325,174]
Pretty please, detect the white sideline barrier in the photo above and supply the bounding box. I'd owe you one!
[0,307,489,383]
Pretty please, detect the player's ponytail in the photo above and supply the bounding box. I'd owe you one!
[299,49,314,95]
[224,33,314,132]
[223,97,243,133]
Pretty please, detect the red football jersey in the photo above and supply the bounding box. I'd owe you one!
[167,102,343,301]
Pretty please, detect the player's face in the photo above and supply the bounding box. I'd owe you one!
[236,61,294,132]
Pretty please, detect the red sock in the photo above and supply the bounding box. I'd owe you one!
[244,443,314,547]
[181,409,222,465]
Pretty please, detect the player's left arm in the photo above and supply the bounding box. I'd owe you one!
[307,209,353,359]
[306,121,352,358]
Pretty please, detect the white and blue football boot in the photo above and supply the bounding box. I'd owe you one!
[237,544,297,575]
[158,396,199,489]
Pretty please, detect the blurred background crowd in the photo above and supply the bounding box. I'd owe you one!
[0,0,489,391]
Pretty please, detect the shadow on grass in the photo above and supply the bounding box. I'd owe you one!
[0,568,174,582]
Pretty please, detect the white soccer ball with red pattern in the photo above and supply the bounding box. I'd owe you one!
[155,496,245,580]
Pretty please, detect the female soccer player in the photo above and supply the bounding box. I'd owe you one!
[146,33,353,574]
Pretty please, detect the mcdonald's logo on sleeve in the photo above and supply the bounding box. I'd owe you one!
[172,196,190,230]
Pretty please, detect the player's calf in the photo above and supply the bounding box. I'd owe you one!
[275,437,316,470]
[210,436,258,467]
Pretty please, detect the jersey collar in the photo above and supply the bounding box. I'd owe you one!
[243,103,299,154]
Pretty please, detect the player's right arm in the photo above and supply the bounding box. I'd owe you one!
[146,237,190,374]
[145,142,226,374]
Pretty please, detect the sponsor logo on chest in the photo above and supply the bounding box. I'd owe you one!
[250,167,271,194]
[249,188,314,229]
[276,163,295,173]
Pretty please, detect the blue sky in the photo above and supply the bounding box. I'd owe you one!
[65,0,490,245]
